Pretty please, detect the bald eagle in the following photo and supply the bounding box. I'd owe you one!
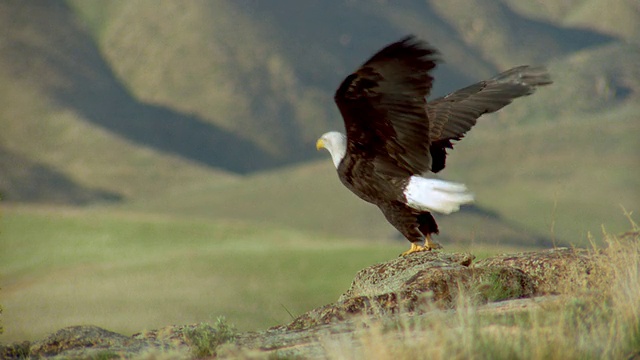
[316,36,552,256]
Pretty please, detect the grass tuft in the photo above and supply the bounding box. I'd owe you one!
[321,227,640,359]
[182,316,237,359]
[0,341,30,360]
[476,269,526,303]
[93,351,120,360]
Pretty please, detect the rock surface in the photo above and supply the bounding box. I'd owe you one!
[0,247,606,359]
[473,247,608,294]
[339,251,475,300]
[1,325,189,359]
[284,251,534,330]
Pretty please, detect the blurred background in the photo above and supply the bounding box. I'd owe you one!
[0,0,638,342]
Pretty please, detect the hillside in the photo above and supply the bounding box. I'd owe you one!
[0,1,241,203]
[0,0,637,244]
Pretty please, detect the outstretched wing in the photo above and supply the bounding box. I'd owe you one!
[427,65,552,172]
[427,65,552,142]
[334,36,439,177]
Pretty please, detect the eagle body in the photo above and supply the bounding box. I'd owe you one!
[317,36,551,255]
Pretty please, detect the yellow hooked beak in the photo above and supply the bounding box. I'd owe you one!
[316,138,325,151]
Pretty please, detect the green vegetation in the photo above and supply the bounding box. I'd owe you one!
[182,317,237,358]
[0,206,516,343]
[0,2,638,357]
[92,351,120,360]
[0,342,30,360]
[0,207,407,342]
[2,212,639,360]
[476,270,526,303]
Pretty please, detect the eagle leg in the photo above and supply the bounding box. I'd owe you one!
[399,242,427,257]
[424,234,443,250]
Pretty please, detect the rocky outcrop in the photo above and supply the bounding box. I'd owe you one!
[473,247,609,294]
[339,251,475,299]
[0,325,189,359]
[0,247,607,359]
[284,251,535,330]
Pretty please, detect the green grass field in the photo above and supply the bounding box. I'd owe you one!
[1,205,518,343]
[2,206,637,359]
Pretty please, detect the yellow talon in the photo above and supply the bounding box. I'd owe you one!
[424,235,443,251]
[399,235,443,257]
[400,242,427,257]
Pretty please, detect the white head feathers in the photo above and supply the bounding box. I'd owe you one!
[316,131,347,168]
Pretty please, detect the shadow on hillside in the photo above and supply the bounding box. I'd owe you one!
[0,147,121,205]
[10,1,620,176]
[55,87,276,174]
[46,15,275,174]
[3,1,280,175]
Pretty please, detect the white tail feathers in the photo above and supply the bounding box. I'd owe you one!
[404,176,474,214]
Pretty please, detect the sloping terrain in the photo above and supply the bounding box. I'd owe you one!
[0,1,239,202]
[0,0,637,244]
[0,147,120,204]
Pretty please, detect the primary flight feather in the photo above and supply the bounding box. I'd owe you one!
[317,36,552,256]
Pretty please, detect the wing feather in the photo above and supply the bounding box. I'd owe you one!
[427,65,552,142]
[335,36,439,176]
[427,65,552,173]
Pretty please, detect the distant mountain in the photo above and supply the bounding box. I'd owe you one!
[0,0,637,244]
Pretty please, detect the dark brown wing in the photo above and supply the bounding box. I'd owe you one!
[334,36,439,177]
[427,65,552,142]
[427,65,552,172]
